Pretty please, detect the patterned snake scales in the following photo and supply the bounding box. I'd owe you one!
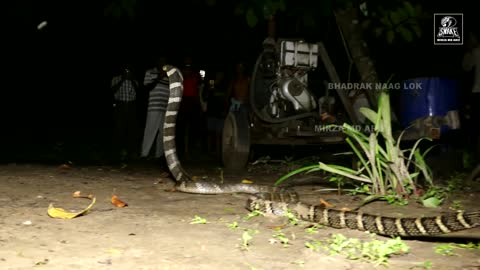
[162,65,479,237]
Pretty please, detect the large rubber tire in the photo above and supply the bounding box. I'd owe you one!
[222,111,250,170]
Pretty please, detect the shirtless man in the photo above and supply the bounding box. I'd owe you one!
[226,61,251,112]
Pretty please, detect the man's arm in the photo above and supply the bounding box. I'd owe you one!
[224,82,233,113]
[111,76,124,92]
[143,69,154,85]
[143,69,159,89]
[132,79,140,90]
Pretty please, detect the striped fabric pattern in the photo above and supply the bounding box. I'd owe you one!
[111,76,137,102]
[144,67,170,112]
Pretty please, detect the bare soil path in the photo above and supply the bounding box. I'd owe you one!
[0,163,479,270]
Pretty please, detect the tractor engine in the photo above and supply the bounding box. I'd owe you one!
[263,40,319,119]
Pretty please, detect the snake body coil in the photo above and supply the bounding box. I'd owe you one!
[163,65,479,237]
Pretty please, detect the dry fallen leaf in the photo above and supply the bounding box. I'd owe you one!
[72,191,94,199]
[153,178,164,185]
[58,164,72,170]
[319,198,335,208]
[159,172,170,178]
[47,193,96,219]
[111,195,128,208]
[104,248,123,254]
[241,179,253,184]
[35,259,49,266]
[266,224,287,230]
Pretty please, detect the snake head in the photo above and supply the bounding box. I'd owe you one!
[162,65,183,81]
[162,65,172,72]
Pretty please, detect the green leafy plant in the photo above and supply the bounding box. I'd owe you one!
[421,260,433,269]
[234,0,287,27]
[450,200,463,210]
[305,240,323,251]
[420,172,464,208]
[434,243,457,256]
[329,175,346,195]
[243,210,265,220]
[218,167,225,183]
[240,229,259,250]
[367,1,424,44]
[305,224,323,234]
[190,215,208,224]
[271,230,291,247]
[276,88,435,206]
[285,209,300,226]
[457,242,480,250]
[291,260,305,267]
[227,221,239,230]
[307,233,409,266]
[435,242,480,256]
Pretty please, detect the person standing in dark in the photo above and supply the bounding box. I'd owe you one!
[226,61,251,113]
[177,56,203,159]
[141,56,170,164]
[205,71,228,159]
[463,32,480,163]
[110,63,139,160]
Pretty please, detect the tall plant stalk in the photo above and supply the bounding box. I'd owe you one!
[276,89,433,202]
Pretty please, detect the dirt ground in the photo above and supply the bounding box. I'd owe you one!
[0,162,479,270]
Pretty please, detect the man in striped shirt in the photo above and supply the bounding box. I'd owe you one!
[111,63,139,160]
[141,56,171,160]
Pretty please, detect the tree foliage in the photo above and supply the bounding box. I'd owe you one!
[233,0,427,45]
[104,0,138,19]
[103,0,428,45]
[363,0,425,44]
[232,0,286,27]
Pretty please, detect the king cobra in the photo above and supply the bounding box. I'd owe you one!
[162,65,480,237]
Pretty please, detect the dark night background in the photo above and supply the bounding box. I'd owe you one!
[0,0,475,164]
